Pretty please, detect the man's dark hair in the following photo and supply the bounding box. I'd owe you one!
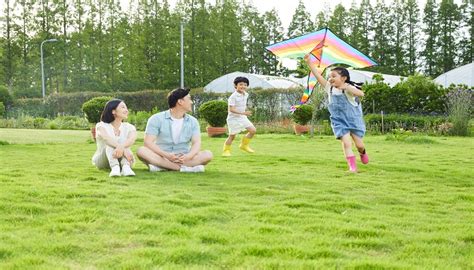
[233,76,249,86]
[168,88,191,108]
[101,99,123,123]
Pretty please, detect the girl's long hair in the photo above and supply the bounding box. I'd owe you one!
[331,67,363,89]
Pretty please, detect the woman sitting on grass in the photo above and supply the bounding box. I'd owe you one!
[92,99,137,177]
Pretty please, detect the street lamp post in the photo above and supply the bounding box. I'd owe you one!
[41,38,58,99]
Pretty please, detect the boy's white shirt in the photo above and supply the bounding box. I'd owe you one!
[227,91,249,120]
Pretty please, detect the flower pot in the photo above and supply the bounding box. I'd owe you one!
[293,124,309,135]
[91,126,97,141]
[206,126,226,137]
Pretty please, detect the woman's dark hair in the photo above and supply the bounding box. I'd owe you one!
[234,76,249,86]
[331,67,363,89]
[101,99,124,123]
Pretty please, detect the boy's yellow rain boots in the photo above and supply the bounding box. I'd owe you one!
[222,144,232,157]
[239,136,255,153]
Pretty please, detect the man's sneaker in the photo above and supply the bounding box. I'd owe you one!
[180,165,205,173]
[149,164,164,172]
[121,165,136,176]
[109,165,121,177]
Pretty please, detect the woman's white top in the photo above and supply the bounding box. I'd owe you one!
[93,121,136,157]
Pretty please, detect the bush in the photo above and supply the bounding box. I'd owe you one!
[33,117,50,129]
[392,75,446,114]
[292,104,313,125]
[446,88,473,136]
[0,86,13,108]
[127,108,160,131]
[49,115,89,130]
[81,96,114,124]
[314,107,330,121]
[362,75,446,114]
[0,102,5,118]
[364,113,448,135]
[199,100,228,127]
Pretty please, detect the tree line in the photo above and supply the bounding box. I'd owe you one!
[0,0,472,98]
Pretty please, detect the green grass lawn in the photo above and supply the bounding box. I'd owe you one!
[0,128,473,269]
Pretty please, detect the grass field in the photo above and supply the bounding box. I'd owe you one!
[0,128,473,269]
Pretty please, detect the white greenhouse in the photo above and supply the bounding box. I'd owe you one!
[435,62,474,88]
[294,69,406,87]
[203,71,303,93]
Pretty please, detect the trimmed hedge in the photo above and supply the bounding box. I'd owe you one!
[7,88,303,121]
[8,90,170,118]
[364,113,448,134]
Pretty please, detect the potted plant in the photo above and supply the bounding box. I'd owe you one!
[82,96,113,140]
[199,100,228,137]
[291,104,313,135]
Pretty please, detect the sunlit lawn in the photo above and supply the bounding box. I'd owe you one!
[0,128,473,269]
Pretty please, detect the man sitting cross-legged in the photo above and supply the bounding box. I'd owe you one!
[137,88,213,173]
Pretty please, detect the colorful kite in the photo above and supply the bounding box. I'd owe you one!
[266,28,377,111]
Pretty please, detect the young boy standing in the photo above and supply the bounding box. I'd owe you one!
[222,76,257,157]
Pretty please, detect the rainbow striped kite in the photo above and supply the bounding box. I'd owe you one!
[266,28,377,111]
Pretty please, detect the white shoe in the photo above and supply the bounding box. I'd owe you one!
[149,164,164,172]
[109,165,121,177]
[121,165,135,176]
[180,165,205,173]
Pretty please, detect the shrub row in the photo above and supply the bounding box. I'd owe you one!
[6,88,303,120]
[0,115,89,130]
[364,113,449,135]
[1,111,458,137]
[7,90,170,118]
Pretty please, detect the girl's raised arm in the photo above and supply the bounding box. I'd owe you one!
[304,54,328,87]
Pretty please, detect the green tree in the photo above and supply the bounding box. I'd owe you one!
[347,1,364,53]
[358,0,372,55]
[458,1,473,66]
[391,0,409,75]
[438,0,461,73]
[421,0,441,77]
[328,4,346,39]
[405,0,420,75]
[314,6,330,30]
[241,3,267,74]
[371,0,395,74]
[262,10,284,75]
[1,0,17,92]
[12,0,36,97]
[211,0,245,75]
[287,0,314,38]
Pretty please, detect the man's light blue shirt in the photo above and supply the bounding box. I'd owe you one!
[145,110,200,154]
